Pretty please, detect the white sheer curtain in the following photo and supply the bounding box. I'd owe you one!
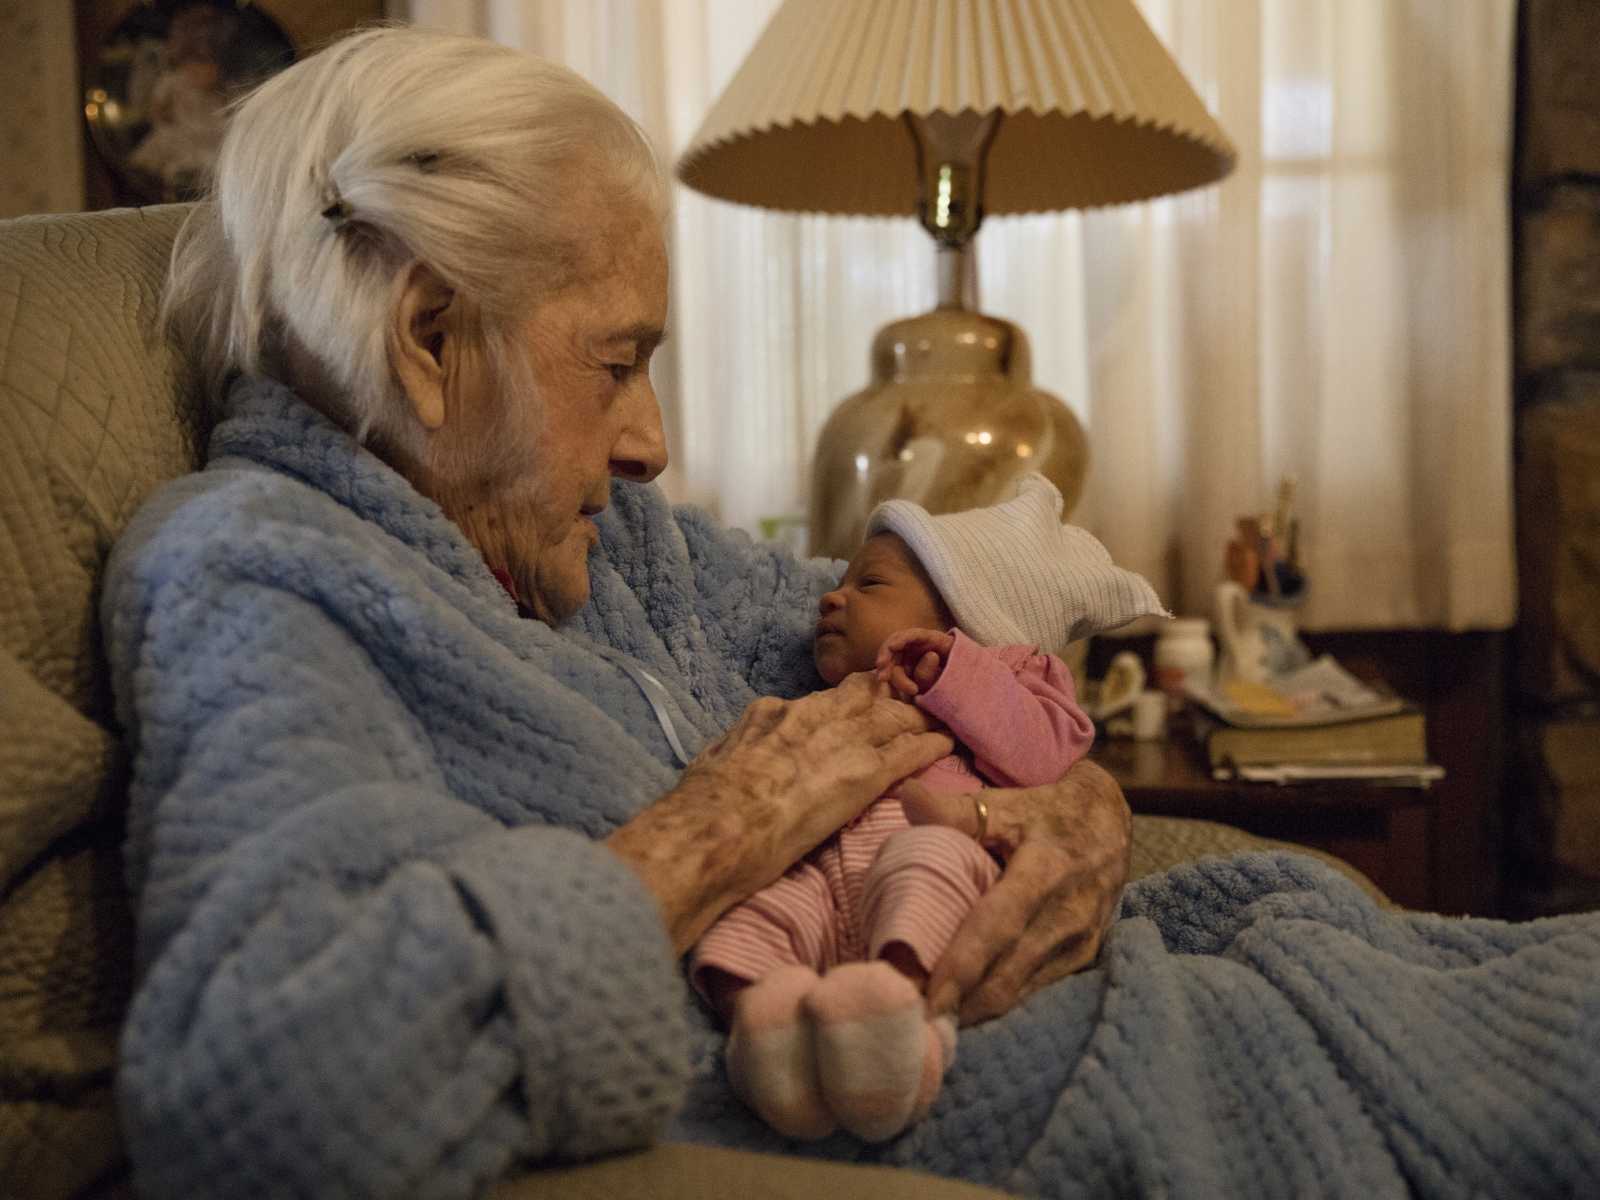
[409,0,1516,631]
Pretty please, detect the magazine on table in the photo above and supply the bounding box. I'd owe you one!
[1185,655,1409,729]
[1226,762,1444,786]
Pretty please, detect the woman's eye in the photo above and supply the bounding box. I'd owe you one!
[607,363,633,383]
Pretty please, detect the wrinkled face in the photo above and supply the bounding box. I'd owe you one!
[814,532,954,685]
[426,199,669,623]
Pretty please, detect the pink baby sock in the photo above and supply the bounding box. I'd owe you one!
[724,964,837,1140]
[804,960,957,1142]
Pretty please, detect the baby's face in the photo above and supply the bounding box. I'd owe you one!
[814,532,952,685]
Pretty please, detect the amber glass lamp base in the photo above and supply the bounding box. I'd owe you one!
[807,305,1089,559]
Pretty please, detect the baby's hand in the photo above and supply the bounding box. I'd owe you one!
[876,629,956,698]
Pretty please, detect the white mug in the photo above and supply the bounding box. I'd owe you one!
[1213,581,1307,685]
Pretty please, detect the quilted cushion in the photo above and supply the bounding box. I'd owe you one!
[0,204,201,1198]
[1129,815,1389,906]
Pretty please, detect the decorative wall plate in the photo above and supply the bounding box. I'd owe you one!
[85,1,295,202]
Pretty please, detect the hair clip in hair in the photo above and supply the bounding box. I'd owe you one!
[319,174,351,230]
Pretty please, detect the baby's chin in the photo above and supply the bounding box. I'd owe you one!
[813,643,857,686]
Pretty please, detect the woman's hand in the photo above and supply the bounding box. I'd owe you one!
[606,672,953,953]
[875,628,956,698]
[899,758,1132,1025]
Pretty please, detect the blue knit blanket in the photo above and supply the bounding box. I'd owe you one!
[104,377,1600,1198]
[678,851,1600,1197]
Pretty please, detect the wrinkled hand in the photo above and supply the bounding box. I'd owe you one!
[875,628,956,699]
[607,672,953,952]
[685,671,953,872]
[899,758,1131,1025]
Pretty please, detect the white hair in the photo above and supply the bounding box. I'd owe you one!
[164,25,665,444]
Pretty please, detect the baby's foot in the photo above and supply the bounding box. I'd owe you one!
[724,965,836,1139]
[805,961,956,1141]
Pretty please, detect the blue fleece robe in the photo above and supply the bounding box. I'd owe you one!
[104,376,1600,1198]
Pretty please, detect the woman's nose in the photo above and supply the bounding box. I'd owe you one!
[609,380,668,483]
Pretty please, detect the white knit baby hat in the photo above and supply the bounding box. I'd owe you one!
[865,474,1169,654]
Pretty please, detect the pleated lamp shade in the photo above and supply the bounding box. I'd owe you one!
[677,0,1236,215]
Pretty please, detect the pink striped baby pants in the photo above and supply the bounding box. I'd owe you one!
[690,791,999,996]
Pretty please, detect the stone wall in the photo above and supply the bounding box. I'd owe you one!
[1511,0,1600,915]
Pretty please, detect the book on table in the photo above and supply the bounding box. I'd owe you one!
[1186,656,1441,786]
[1197,708,1426,767]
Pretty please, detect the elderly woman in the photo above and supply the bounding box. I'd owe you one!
[104,27,1128,1196]
[106,26,1600,1200]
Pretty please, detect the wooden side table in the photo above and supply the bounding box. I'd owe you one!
[1091,730,1442,910]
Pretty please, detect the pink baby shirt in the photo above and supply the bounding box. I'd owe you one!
[692,630,1094,995]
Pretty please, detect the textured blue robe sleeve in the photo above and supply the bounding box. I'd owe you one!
[103,505,689,1198]
[671,505,840,699]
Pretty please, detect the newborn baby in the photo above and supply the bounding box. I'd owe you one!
[693,474,1166,1141]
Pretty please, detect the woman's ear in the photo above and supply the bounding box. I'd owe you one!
[389,262,455,431]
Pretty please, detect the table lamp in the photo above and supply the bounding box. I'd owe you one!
[677,0,1236,557]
